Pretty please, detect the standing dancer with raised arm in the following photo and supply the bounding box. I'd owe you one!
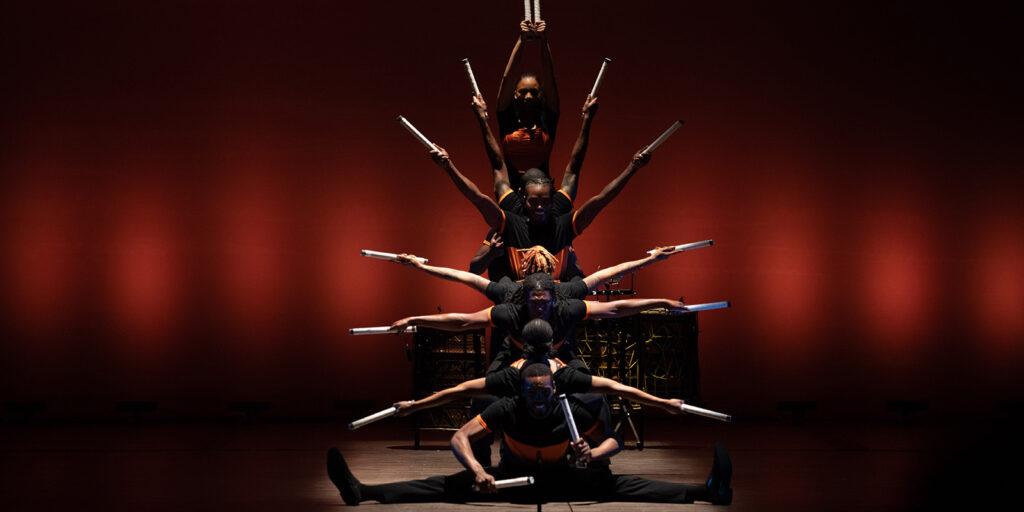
[494,17,559,186]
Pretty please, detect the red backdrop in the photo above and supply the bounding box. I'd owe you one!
[2,1,1021,418]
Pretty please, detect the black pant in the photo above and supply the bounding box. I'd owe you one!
[359,463,708,504]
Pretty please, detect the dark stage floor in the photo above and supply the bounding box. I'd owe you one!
[0,416,1016,511]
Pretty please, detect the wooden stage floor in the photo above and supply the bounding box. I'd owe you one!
[0,416,1017,511]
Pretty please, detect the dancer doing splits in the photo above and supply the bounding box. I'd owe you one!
[326,362,733,505]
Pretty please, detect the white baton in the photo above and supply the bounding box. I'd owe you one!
[533,0,541,22]
[462,58,482,97]
[397,115,436,150]
[523,0,531,20]
[670,301,731,314]
[680,403,733,422]
[361,250,428,264]
[348,406,399,430]
[647,239,714,255]
[349,326,418,335]
[557,394,581,441]
[590,58,611,97]
[474,476,535,491]
[643,120,684,155]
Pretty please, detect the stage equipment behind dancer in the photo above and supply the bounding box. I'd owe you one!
[326,362,733,505]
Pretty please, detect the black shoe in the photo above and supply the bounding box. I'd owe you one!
[705,442,733,505]
[327,447,362,506]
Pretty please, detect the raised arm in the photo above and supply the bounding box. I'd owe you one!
[390,308,492,333]
[559,95,598,201]
[582,246,682,291]
[430,146,504,232]
[394,377,488,417]
[534,19,559,115]
[496,22,531,112]
[588,376,685,415]
[470,94,509,196]
[584,297,683,320]
[468,233,505,275]
[394,254,491,295]
[572,149,652,234]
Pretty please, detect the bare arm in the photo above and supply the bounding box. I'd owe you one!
[471,94,508,195]
[576,422,622,462]
[582,246,682,291]
[535,20,559,115]
[390,308,492,332]
[430,146,504,232]
[468,233,505,274]
[451,418,496,492]
[394,378,488,417]
[588,376,685,414]
[559,95,598,201]
[496,22,530,112]
[572,150,651,234]
[584,297,684,320]
[395,253,490,295]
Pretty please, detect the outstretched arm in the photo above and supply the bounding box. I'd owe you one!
[588,376,685,414]
[394,377,488,417]
[394,254,491,295]
[559,95,598,201]
[572,149,652,234]
[390,308,492,333]
[470,95,510,198]
[582,246,682,291]
[430,146,504,232]
[585,297,683,319]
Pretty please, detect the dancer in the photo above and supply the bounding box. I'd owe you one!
[394,244,685,305]
[388,272,686,363]
[326,362,733,505]
[430,145,652,280]
[494,18,559,186]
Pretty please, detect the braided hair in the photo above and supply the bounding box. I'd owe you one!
[521,245,558,275]
[521,318,556,362]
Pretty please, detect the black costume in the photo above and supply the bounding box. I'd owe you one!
[334,396,723,505]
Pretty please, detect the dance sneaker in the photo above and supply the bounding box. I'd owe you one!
[327,447,362,506]
[705,442,733,505]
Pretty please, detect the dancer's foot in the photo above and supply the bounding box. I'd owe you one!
[706,442,733,505]
[327,447,362,506]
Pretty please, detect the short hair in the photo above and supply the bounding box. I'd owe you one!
[521,168,553,190]
[521,362,553,380]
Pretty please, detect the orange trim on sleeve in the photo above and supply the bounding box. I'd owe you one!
[583,420,602,438]
[475,414,492,433]
[499,209,507,234]
[487,307,496,327]
[571,210,581,235]
[498,189,515,204]
[583,301,591,320]
[558,189,573,202]
[482,239,492,246]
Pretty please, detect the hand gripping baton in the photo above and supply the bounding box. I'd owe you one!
[647,239,714,255]
[557,394,587,468]
[473,476,535,491]
[361,250,428,264]
[349,326,418,335]
[348,405,399,430]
